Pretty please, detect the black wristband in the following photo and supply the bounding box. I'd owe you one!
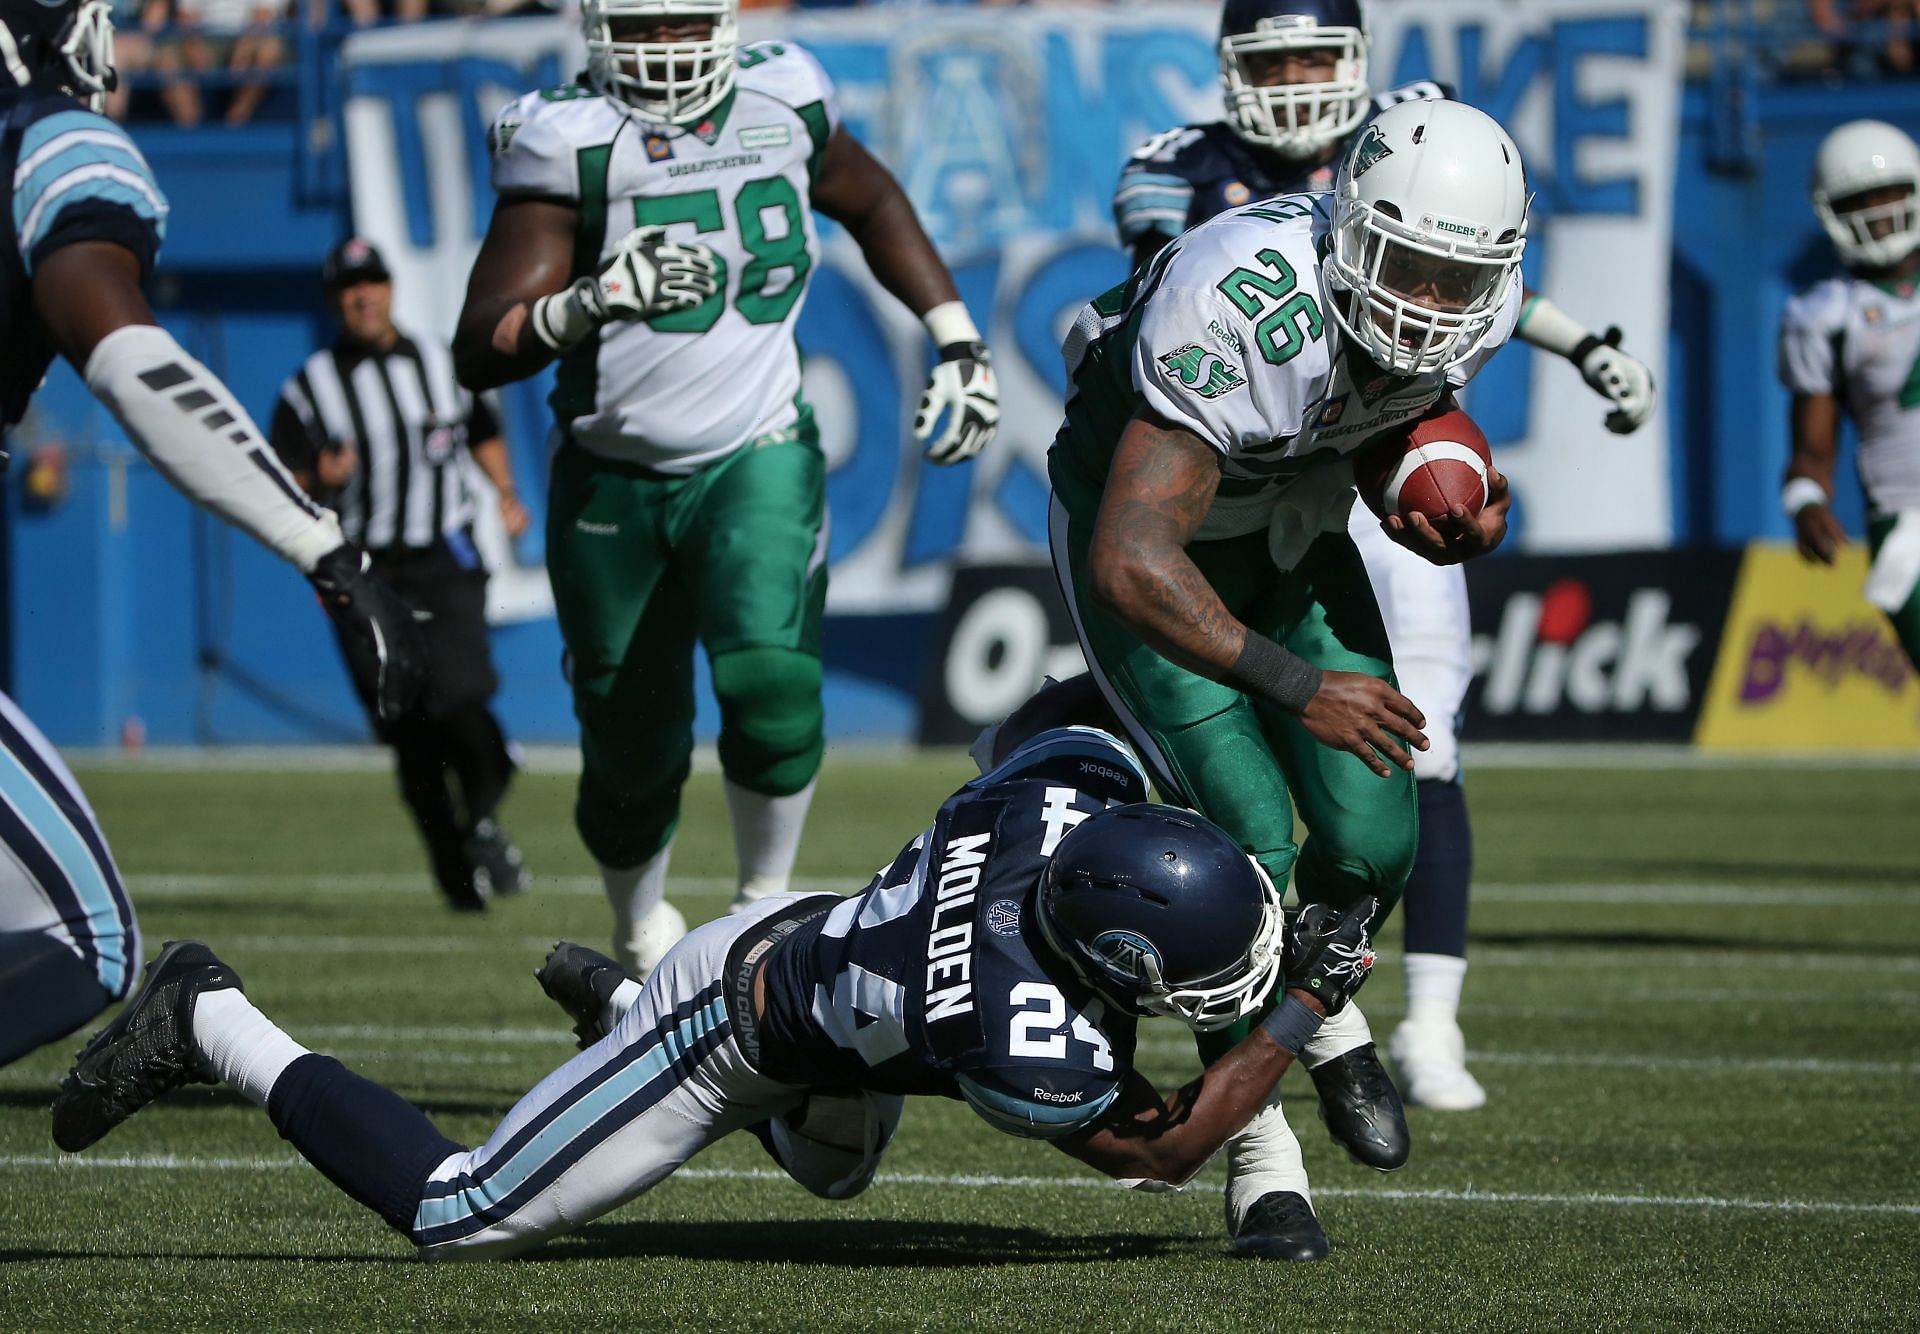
[1259,994,1325,1054]
[1227,634,1323,714]
[937,340,990,364]
[1568,333,1605,367]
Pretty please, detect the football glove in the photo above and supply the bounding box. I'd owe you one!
[1282,897,1378,1016]
[914,341,999,465]
[307,544,429,727]
[1572,326,1655,435]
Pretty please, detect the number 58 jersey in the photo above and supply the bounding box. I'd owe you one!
[488,43,837,474]
[755,728,1151,1141]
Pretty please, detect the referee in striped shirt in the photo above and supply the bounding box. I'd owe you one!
[270,239,531,911]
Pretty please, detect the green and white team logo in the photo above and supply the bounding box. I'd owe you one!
[1351,124,1393,177]
[1158,343,1247,398]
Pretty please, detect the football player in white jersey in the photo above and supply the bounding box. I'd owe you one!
[1780,118,1920,672]
[1053,98,1523,1258]
[1114,0,1660,1125]
[453,0,999,977]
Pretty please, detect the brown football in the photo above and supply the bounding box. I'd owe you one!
[1353,402,1494,524]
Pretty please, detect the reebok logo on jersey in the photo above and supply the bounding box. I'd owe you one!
[1352,124,1393,177]
[1158,343,1246,399]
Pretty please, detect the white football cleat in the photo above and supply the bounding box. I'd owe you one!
[1388,1017,1487,1112]
[617,899,688,980]
[728,873,789,916]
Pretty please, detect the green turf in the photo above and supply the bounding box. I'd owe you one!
[2,755,1917,1330]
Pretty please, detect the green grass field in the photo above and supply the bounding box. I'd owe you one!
[2,753,1917,1330]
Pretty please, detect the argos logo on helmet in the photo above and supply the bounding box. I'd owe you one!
[1085,929,1164,986]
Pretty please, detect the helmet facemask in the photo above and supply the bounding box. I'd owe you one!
[1036,858,1287,1032]
[60,0,116,112]
[1327,198,1524,376]
[1815,181,1920,270]
[583,0,738,126]
[1219,16,1369,160]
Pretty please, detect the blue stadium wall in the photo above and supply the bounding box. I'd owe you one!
[9,73,1915,747]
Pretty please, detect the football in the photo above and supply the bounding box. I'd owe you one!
[1353,401,1495,525]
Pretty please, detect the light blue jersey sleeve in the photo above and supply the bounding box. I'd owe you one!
[12,106,168,275]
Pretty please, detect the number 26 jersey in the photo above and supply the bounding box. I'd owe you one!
[488,43,836,474]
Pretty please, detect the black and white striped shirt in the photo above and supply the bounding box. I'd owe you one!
[269,333,497,551]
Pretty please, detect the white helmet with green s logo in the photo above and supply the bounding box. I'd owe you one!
[1812,119,1920,270]
[1324,100,1529,377]
[582,0,739,126]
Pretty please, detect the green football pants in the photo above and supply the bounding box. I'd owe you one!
[1048,468,1418,916]
[1868,516,1920,673]
[547,431,828,870]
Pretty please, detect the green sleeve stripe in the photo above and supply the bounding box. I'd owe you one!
[551,142,613,425]
[797,101,831,184]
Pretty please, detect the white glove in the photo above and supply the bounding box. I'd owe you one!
[1573,326,1655,435]
[588,224,719,321]
[914,342,999,465]
[531,225,719,350]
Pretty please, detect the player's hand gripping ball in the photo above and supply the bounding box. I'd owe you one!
[1354,400,1508,565]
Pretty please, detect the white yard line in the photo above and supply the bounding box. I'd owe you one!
[0,1154,1912,1218]
[119,873,1920,907]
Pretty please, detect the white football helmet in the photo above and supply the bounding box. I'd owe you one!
[1811,119,1920,269]
[1218,0,1371,160]
[582,0,738,126]
[1324,99,1529,376]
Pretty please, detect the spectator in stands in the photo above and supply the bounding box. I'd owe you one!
[342,0,428,23]
[168,0,288,126]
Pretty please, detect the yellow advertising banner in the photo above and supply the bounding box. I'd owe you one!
[1696,543,1920,749]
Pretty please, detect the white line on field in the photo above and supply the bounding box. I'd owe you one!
[118,873,1920,907]
[1127,1040,1920,1077]
[1,1155,1913,1218]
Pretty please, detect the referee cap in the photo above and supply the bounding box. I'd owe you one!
[323,237,392,289]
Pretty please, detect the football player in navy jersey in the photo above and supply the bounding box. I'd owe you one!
[0,0,423,1071]
[1105,0,1655,1183]
[51,696,1377,1262]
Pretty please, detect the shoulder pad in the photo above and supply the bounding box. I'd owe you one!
[488,88,607,201]
[971,727,1148,803]
[1373,79,1453,111]
[12,103,168,274]
[737,40,835,112]
[954,1065,1121,1141]
[1781,278,1853,337]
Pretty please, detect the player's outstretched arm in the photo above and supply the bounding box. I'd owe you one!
[1784,392,1848,564]
[34,243,345,572]
[813,128,998,465]
[1514,292,1655,434]
[1056,899,1378,1185]
[1090,409,1425,776]
[34,242,427,723]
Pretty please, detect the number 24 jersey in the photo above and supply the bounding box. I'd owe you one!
[756,727,1152,1141]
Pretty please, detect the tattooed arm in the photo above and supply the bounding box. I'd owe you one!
[1087,407,1428,777]
[1088,410,1249,677]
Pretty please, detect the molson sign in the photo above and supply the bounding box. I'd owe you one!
[1695,544,1920,749]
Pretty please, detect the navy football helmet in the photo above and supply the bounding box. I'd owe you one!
[1219,0,1370,160]
[0,0,116,111]
[1035,803,1284,1031]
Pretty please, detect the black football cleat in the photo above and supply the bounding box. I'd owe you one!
[466,818,530,900]
[51,940,242,1153]
[1309,1042,1411,1171]
[1231,1191,1331,1261]
[536,941,634,1048]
